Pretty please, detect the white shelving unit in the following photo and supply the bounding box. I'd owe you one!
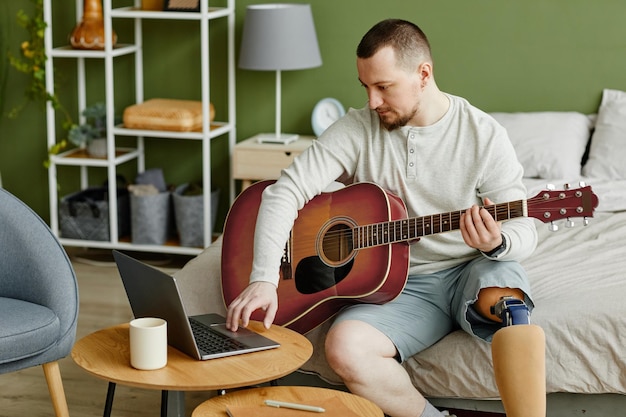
[43,0,235,255]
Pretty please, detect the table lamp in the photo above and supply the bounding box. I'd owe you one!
[239,4,322,144]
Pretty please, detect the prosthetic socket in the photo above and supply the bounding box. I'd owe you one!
[491,296,530,326]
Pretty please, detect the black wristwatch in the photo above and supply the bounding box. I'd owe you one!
[482,233,507,258]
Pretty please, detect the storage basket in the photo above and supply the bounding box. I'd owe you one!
[130,191,174,245]
[172,184,219,247]
[59,187,130,241]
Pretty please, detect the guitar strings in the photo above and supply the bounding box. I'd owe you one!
[287,194,587,252]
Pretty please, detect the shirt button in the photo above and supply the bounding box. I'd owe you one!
[409,162,414,167]
[409,148,415,153]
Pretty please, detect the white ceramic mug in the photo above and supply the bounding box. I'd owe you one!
[129,317,168,370]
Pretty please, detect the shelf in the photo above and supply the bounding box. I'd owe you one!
[58,237,204,255]
[44,0,236,254]
[113,122,232,140]
[50,44,139,59]
[51,147,139,167]
[110,6,232,20]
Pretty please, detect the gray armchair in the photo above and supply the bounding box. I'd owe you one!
[0,188,79,417]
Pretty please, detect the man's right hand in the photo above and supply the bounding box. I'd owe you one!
[225,281,278,331]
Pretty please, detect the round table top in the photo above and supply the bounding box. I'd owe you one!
[191,386,384,417]
[71,322,313,391]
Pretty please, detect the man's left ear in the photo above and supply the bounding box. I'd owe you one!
[418,62,432,86]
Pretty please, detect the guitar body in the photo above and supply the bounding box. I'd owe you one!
[222,180,410,334]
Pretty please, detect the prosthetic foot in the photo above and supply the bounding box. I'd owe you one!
[491,297,546,417]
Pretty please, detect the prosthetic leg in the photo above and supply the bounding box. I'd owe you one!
[491,297,546,417]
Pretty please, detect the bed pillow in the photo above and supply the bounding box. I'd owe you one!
[583,89,626,179]
[490,112,592,179]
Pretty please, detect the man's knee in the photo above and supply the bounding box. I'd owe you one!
[325,321,364,377]
[325,320,397,376]
[324,322,346,364]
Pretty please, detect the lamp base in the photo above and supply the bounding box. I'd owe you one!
[256,133,300,145]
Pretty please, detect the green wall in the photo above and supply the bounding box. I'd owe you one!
[2,0,626,228]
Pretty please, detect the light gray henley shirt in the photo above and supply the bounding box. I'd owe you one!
[249,94,538,287]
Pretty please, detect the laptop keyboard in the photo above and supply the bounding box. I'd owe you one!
[189,318,247,354]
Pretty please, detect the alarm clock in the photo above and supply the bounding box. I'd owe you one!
[311,98,345,137]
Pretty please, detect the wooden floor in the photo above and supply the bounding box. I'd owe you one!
[0,249,501,417]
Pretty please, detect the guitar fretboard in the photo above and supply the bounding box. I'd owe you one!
[353,200,527,249]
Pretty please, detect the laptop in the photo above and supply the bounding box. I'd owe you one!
[112,250,280,360]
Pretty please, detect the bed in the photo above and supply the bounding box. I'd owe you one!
[174,88,626,416]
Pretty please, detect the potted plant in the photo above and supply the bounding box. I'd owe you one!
[68,102,108,157]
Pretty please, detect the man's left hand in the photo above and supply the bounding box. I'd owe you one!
[460,197,502,252]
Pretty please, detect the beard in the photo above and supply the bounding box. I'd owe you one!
[377,106,418,131]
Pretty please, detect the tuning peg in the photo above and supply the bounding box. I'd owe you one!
[566,219,575,228]
[565,181,587,190]
[548,222,559,232]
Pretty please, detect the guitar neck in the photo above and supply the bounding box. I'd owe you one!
[353,199,527,249]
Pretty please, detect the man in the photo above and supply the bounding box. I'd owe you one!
[227,19,545,417]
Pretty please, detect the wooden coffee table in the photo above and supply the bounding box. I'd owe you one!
[71,322,313,417]
[192,386,384,417]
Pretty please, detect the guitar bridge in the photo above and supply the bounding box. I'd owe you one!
[280,240,293,280]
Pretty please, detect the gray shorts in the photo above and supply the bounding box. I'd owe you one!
[331,257,534,362]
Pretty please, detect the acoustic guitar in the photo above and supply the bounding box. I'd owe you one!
[221,180,598,334]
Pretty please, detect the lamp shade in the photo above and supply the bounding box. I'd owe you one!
[239,4,322,71]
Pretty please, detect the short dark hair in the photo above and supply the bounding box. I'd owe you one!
[357,19,432,71]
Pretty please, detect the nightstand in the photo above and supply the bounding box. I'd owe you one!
[233,135,315,190]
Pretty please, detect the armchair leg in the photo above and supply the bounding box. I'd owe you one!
[42,361,71,417]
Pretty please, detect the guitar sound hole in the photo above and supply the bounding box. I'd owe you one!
[294,223,355,295]
[321,223,354,263]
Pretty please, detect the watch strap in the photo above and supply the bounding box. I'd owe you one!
[482,233,507,258]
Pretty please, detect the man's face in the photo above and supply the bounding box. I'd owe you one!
[357,46,424,130]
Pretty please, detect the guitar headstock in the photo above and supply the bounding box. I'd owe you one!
[527,183,599,230]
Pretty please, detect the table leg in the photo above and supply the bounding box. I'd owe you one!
[162,390,185,417]
[241,179,252,191]
[161,391,168,417]
[103,382,116,417]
